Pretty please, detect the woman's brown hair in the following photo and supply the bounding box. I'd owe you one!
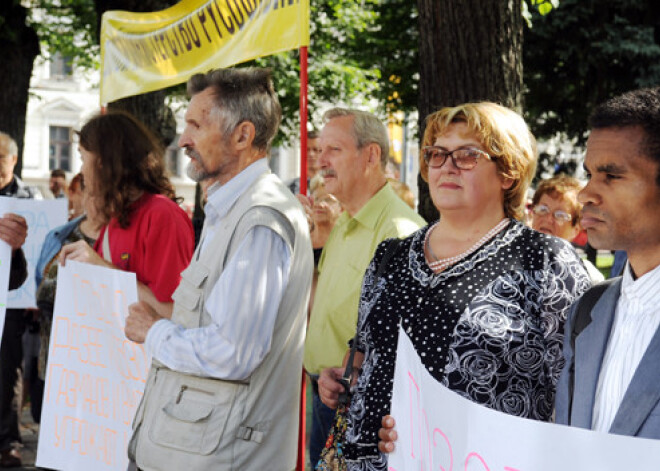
[77,111,176,228]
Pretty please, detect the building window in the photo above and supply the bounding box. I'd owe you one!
[49,126,72,172]
[50,53,73,79]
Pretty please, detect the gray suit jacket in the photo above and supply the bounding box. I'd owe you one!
[555,278,660,438]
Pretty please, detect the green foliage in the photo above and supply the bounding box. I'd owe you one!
[529,0,559,16]
[18,0,660,153]
[252,0,415,144]
[523,0,660,143]
[26,0,98,69]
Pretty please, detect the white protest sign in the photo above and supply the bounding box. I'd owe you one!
[389,325,660,471]
[0,196,69,308]
[0,240,11,337]
[37,260,148,471]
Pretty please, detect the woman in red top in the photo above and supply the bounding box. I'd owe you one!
[60,111,194,317]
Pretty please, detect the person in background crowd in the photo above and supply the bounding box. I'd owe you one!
[384,157,400,180]
[0,132,38,468]
[388,179,415,209]
[307,174,342,314]
[555,87,660,439]
[303,108,425,467]
[530,175,605,282]
[124,67,313,470]
[321,103,591,470]
[309,174,341,266]
[48,169,67,199]
[59,111,194,317]
[288,130,322,195]
[67,173,84,219]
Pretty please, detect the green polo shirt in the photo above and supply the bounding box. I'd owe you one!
[303,183,426,375]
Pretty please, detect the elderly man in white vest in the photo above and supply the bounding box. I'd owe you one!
[124,68,313,471]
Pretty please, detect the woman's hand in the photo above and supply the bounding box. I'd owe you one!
[378,415,398,453]
[317,367,347,409]
[59,240,107,267]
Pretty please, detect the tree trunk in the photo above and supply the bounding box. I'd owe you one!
[0,2,40,176]
[95,0,179,147]
[416,0,523,222]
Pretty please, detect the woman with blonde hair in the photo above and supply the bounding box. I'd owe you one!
[317,102,591,470]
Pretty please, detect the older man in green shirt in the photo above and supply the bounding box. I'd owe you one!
[303,108,425,466]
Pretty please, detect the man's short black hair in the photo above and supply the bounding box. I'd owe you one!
[589,87,660,186]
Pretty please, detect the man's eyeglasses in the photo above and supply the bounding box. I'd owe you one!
[532,204,572,224]
[422,146,491,170]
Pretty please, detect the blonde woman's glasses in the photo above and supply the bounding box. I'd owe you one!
[422,146,492,170]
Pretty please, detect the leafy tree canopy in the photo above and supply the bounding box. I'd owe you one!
[524,0,660,143]
[26,0,98,69]
[13,0,660,149]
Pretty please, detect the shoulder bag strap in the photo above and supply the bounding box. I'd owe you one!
[338,238,402,405]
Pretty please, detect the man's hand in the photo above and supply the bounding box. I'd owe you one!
[59,240,107,267]
[125,301,161,343]
[317,367,347,409]
[377,415,397,453]
[0,213,27,250]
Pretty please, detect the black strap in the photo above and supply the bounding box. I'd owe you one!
[567,277,619,420]
[338,238,402,405]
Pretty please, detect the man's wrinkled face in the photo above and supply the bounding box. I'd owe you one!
[317,116,370,206]
[179,87,233,184]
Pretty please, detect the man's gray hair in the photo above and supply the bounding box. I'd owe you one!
[323,108,389,169]
[0,132,18,156]
[187,67,282,152]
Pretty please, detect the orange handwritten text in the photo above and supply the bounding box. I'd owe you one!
[53,414,118,466]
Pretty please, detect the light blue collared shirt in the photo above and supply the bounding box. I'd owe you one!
[145,159,291,379]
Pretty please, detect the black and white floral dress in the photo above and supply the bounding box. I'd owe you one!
[344,219,592,470]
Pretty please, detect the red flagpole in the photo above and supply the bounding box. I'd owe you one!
[299,46,309,195]
[296,45,309,471]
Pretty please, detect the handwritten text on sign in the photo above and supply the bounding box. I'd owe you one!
[389,325,660,471]
[37,261,146,471]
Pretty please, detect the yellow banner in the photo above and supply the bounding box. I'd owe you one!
[100,0,309,104]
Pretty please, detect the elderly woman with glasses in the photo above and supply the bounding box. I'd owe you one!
[317,102,592,470]
[530,175,604,282]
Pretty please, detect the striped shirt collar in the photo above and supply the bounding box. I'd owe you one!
[620,261,660,308]
[204,158,270,223]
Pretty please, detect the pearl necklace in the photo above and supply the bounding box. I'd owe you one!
[425,218,510,273]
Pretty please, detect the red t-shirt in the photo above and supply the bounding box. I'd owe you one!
[94,193,194,302]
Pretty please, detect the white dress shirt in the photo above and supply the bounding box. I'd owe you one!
[592,262,660,432]
[145,159,291,380]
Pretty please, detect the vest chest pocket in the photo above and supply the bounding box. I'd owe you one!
[148,377,243,455]
[171,264,211,326]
